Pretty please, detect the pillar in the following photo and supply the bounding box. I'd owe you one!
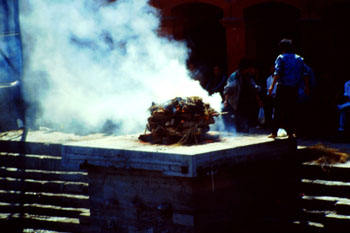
[221,17,246,74]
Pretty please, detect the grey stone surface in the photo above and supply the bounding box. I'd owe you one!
[61,133,293,177]
[0,130,294,177]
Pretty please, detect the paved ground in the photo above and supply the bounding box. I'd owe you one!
[247,126,350,155]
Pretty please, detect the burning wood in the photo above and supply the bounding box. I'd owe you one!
[139,96,219,145]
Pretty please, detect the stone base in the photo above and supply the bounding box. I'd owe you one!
[77,136,298,233]
[86,157,299,233]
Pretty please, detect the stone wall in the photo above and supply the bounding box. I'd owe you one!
[85,150,299,233]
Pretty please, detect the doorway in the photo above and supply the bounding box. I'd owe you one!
[171,3,227,73]
[244,2,301,83]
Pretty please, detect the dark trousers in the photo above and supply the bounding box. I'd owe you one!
[272,85,298,136]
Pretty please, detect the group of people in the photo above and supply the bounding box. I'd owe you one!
[217,39,312,138]
[190,38,350,138]
[196,38,350,139]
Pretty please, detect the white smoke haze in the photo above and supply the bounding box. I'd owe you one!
[19,0,222,135]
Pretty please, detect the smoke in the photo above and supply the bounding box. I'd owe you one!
[19,0,222,135]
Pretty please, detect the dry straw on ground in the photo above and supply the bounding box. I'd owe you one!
[305,144,349,165]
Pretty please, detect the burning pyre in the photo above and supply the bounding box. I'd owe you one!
[139,96,219,145]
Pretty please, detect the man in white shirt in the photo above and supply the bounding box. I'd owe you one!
[338,80,350,132]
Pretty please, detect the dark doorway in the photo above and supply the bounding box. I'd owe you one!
[315,2,350,136]
[323,2,350,87]
[171,3,227,73]
[244,2,301,83]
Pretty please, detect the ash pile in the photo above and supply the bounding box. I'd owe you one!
[139,96,219,145]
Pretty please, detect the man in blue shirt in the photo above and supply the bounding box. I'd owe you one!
[268,39,309,139]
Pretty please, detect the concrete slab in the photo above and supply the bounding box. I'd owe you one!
[5,129,275,154]
[0,129,294,177]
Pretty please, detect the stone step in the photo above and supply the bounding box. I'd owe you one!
[0,190,89,209]
[0,152,78,172]
[335,201,350,216]
[300,179,350,199]
[298,205,350,232]
[302,195,350,216]
[323,213,350,233]
[0,202,89,219]
[0,177,89,195]
[0,215,82,232]
[292,220,325,233]
[300,196,337,211]
[301,161,350,182]
[0,166,88,182]
[0,140,62,156]
[300,209,330,224]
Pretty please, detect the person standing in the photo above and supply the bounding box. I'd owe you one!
[224,58,262,132]
[268,39,309,139]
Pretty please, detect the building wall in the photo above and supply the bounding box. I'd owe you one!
[150,0,350,135]
[151,0,302,73]
[151,0,349,76]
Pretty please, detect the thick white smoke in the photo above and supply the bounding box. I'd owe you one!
[19,0,222,135]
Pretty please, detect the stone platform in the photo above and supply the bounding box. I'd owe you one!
[0,130,299,232]
[2,130,294,177]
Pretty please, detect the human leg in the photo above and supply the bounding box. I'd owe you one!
[282,86,298,137]
[269,86,284,137]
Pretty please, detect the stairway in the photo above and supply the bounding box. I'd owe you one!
[0,140,92,232]
[295,150,350,233]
